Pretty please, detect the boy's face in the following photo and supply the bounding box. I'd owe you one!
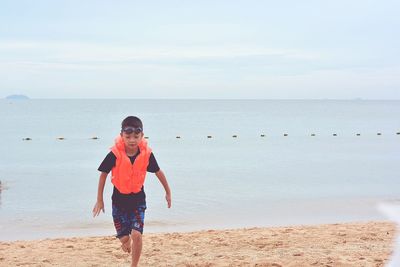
[121,131,144,150]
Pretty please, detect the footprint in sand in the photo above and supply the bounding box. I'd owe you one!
[114,254,127,259]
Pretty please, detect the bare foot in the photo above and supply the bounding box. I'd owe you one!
[120,236,131,253]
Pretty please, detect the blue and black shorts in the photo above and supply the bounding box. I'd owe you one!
[112,202,146,238]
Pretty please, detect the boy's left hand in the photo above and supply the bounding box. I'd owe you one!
[166,193,172,208]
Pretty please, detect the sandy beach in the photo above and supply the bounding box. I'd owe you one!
[0,221,396,267]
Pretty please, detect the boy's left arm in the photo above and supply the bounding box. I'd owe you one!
[155,169,171,208]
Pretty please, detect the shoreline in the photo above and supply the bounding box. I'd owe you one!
[0,221,396,266]
[2,196,398,242]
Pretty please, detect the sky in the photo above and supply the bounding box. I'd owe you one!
[0,0,399,99]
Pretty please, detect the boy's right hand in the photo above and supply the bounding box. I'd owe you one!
[92,200,105,217]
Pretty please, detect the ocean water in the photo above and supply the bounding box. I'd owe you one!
[0,99,399,241]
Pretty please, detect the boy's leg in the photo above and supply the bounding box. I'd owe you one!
[112,204,132,253]
[119,235,131,253]
[130,230,142,267]
[130,205,145,267]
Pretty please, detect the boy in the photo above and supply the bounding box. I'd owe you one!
[93,116,171,267]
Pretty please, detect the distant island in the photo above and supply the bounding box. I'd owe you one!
[5,94,30,100]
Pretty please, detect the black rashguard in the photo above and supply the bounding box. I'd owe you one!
[98,150,160,209]
[98,151,160,174]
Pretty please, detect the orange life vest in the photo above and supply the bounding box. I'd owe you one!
[110,136,152,194]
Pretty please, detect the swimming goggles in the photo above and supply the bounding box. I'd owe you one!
[121,126,143,134]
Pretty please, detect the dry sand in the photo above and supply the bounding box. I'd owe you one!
[0,221,396,267]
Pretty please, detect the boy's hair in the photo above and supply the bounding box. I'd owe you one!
[121,116,143,130]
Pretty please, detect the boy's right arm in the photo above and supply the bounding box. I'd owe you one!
[92,172,108,217]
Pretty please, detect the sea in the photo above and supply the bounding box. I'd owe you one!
[0,99,399,241]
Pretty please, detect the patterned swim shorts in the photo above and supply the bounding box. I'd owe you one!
[112,202,146,238]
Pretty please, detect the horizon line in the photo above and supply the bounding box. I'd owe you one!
[2,97,400,101]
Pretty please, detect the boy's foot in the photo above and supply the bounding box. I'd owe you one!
[120,236,131,253]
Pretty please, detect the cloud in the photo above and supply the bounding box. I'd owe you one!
[0,40,323,66]
[0,40,398,99]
